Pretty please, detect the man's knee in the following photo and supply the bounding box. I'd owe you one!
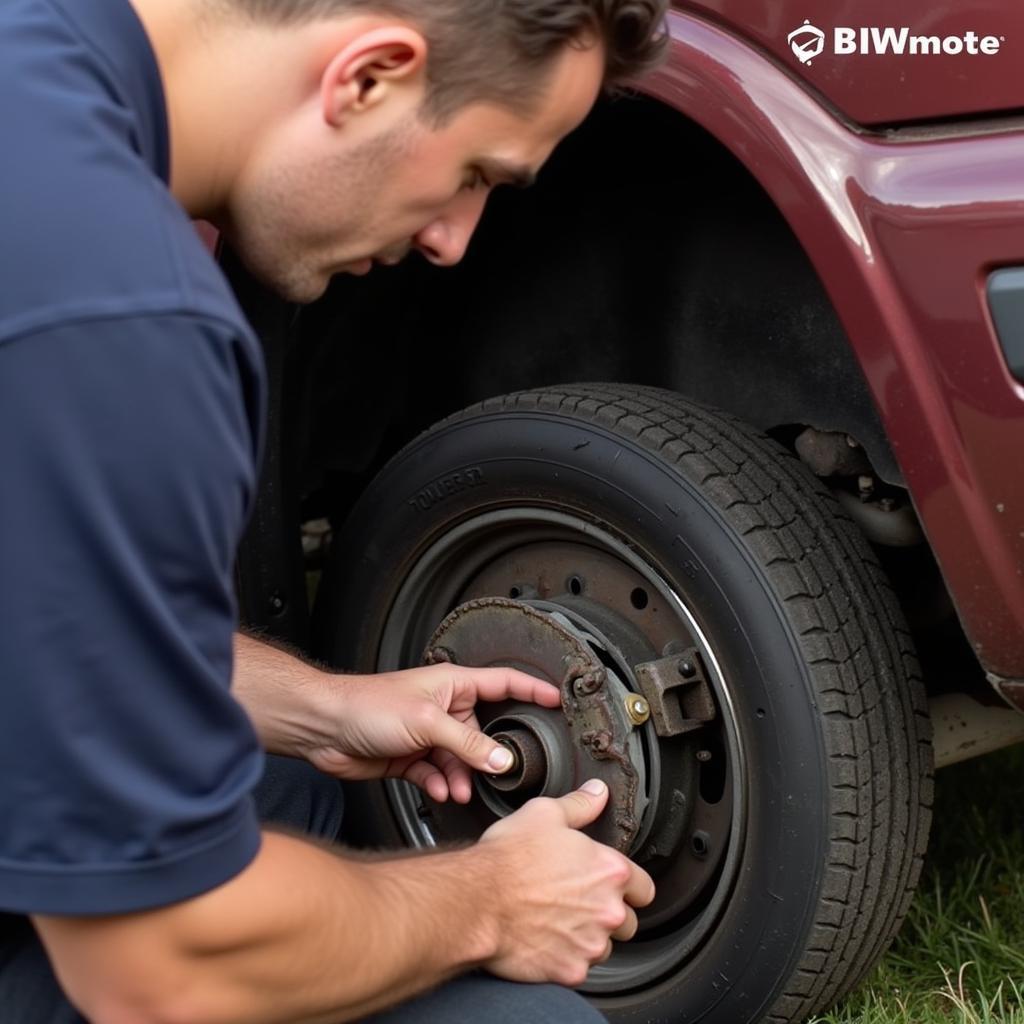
[361,974,605,1023]
[253,755,344,841]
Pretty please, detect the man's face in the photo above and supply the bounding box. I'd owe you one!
[221,39,605,303]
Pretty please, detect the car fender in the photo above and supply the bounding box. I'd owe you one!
[637,11,1024,678]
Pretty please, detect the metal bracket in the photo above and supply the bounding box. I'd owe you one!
[633,650,716,737]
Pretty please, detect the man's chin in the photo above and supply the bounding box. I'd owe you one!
[278,262,375,303]
[253,265,330,305]
[216,239,371,303]
[215,240,325,304]
[269,273,331,305]
[262,262,378,303]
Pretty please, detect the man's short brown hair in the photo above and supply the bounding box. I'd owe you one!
[217,0,669,122]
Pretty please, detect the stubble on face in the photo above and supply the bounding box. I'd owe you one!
[223,115,419,304]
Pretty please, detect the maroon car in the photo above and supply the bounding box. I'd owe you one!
[224,3,1024,1021]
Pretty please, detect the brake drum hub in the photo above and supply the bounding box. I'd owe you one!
[424,597,649,852]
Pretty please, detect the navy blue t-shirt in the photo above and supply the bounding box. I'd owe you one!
[0,0,267,914]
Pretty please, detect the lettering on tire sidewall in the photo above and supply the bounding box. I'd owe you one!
[406,466,486,512]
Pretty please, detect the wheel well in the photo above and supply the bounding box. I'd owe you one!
[295,92,899,491]
[235,93,983,698]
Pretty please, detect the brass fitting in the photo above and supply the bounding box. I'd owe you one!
[625,693,651,726]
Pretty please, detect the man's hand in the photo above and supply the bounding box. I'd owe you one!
[479,779,657,986]
[303,663,562,802]
[37,784,654,1024]
[232,632,561,803]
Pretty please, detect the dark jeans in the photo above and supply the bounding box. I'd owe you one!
[0,757,603,1023]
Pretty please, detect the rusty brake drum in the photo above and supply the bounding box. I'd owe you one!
[425,597,652,853]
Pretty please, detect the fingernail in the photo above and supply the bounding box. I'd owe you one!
[581,778,606,796]
[488,747,514,772]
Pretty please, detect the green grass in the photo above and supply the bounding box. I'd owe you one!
[813,744,1024,1024]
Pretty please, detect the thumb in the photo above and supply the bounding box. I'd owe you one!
[425,711,517,775]
[554,778,609,830]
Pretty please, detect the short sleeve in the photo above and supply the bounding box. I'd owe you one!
[0,312,266,915]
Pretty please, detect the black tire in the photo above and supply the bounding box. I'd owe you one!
[313,384,933,1023]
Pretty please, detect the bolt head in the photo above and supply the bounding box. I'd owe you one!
[571,669,604,696]
[625,695,651,725]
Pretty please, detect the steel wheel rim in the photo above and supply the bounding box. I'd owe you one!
[373,506,748,992]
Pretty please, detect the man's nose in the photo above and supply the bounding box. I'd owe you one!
[414,190,490,267]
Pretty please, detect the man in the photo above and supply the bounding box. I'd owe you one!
[0,0,668,1020]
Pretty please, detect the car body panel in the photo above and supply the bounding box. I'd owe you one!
[678,1,1024,126]
[641,11,1024,676]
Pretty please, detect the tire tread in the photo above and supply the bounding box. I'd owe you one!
[447,384,933,1021]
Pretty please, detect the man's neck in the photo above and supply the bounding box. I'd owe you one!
[124,0,308,218]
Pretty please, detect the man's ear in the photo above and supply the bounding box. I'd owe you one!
[321,26,427,126]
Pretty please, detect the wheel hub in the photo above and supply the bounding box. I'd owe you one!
[424,597,650,852]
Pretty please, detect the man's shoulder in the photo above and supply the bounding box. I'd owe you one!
[0,0,248,347]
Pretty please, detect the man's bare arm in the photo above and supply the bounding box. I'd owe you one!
[230,632,330,757]
[34,785,653,1024]
[35,831,497,1024]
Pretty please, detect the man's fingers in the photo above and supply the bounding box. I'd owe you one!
[611,906,639,942]
[433,748,474,803]
[403,759,450,803]
[552,779,609,830]
[422,708,518,776]
[624,861,656,909]
[453,666,562,709]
